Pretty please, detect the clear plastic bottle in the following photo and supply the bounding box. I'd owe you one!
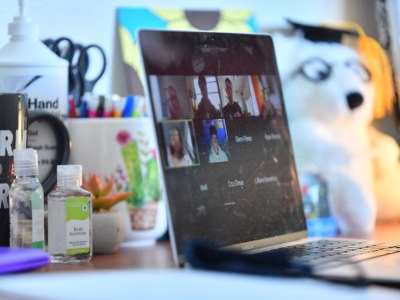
[9,148,45,249]
[47,165,92,263]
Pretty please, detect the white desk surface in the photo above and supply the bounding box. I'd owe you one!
[0,269,398,300]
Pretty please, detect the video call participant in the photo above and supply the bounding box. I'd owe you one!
[166,85,183,119]
[166,126,193,167]
[208,125,229,163]
[194,75,220,120]
[260,86,277,118]
[222,77,242,119]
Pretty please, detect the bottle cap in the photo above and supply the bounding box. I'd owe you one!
[8,0,39,40]
[13,148,39,177]
[57,164,82,187]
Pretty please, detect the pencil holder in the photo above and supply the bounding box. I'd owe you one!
[65,118,167,249]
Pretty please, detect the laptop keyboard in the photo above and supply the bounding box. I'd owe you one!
[266,239,400,268]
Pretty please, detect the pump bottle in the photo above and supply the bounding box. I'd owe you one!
[0,0,68,116]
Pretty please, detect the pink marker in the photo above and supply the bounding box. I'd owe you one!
[85,93,98,118]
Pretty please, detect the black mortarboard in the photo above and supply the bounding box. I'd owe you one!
[286,19,359,43]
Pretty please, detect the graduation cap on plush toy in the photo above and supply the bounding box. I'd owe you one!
[286,18,359,44]
[286,18,398,122]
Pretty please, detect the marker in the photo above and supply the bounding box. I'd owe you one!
[96,95,105,117]
[68,99,77,118]
[122,95,135,117]
[111,94,124,118]
[86,93,98,118]
[134,96,147,117]
[103,96,113,118]
[80,100,89,118]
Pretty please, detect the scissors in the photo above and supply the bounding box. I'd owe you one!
[43,37,107,106]
[76,44,107,104]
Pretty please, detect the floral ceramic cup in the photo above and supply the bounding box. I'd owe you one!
[65,118,167,247]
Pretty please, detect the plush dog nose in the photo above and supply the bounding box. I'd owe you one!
[347,92,363,110]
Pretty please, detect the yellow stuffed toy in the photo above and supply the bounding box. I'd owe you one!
[273,20,400,235]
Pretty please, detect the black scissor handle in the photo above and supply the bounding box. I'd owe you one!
[48,37,77,93]
[50,37,75,61]
[77,44,107,98]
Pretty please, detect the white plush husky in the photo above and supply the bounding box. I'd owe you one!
[273,29,400,235]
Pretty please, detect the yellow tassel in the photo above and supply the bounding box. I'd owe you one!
[323,22,395,119]
[356,34,394,118]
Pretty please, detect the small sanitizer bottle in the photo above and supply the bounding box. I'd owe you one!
[9,148,45,249]
[47,165,92,263]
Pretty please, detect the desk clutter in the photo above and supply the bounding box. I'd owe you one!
[0,1,168,271]
[43,37,106,106]
[67,93,147,119]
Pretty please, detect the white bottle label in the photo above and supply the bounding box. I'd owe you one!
[66,197,90,255]
[0,71,68,116]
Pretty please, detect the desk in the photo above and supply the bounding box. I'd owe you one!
[1,222,400,300]
[37,221,400,272]
[38,241,175,272]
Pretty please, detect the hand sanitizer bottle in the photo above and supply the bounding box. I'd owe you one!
[47,165,92,263]
[9,148,45,249]
[0,0,68,116]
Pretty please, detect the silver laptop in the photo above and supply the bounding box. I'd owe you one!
[137,29,400,283]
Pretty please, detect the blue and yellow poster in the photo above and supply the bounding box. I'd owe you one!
[117,8,258,95]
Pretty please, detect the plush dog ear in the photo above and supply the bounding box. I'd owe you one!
[272,33,304,82]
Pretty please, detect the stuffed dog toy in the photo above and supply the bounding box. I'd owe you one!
[273,21,400,235]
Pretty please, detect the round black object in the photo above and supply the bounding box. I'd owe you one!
[27,111,70,196]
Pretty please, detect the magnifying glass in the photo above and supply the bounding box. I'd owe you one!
[27,112,70,195]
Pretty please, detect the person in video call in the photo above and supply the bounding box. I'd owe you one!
[222,77,242,119]
[166,126,193,167]
[166,85,183,119]
[194,75,220,120]
[260,87,277,118]
[208,125,228,163]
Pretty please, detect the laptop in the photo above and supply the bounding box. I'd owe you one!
[137,29,400,283]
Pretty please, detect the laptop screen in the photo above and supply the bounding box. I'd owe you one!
[138,30,307,261]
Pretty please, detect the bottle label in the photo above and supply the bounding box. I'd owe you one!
[66,197,90,255]
[0,72,68,116]
[31,187,44,249]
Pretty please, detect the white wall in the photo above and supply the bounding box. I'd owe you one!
[0,0,378,96]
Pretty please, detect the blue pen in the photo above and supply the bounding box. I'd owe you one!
[122,95,135,118]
